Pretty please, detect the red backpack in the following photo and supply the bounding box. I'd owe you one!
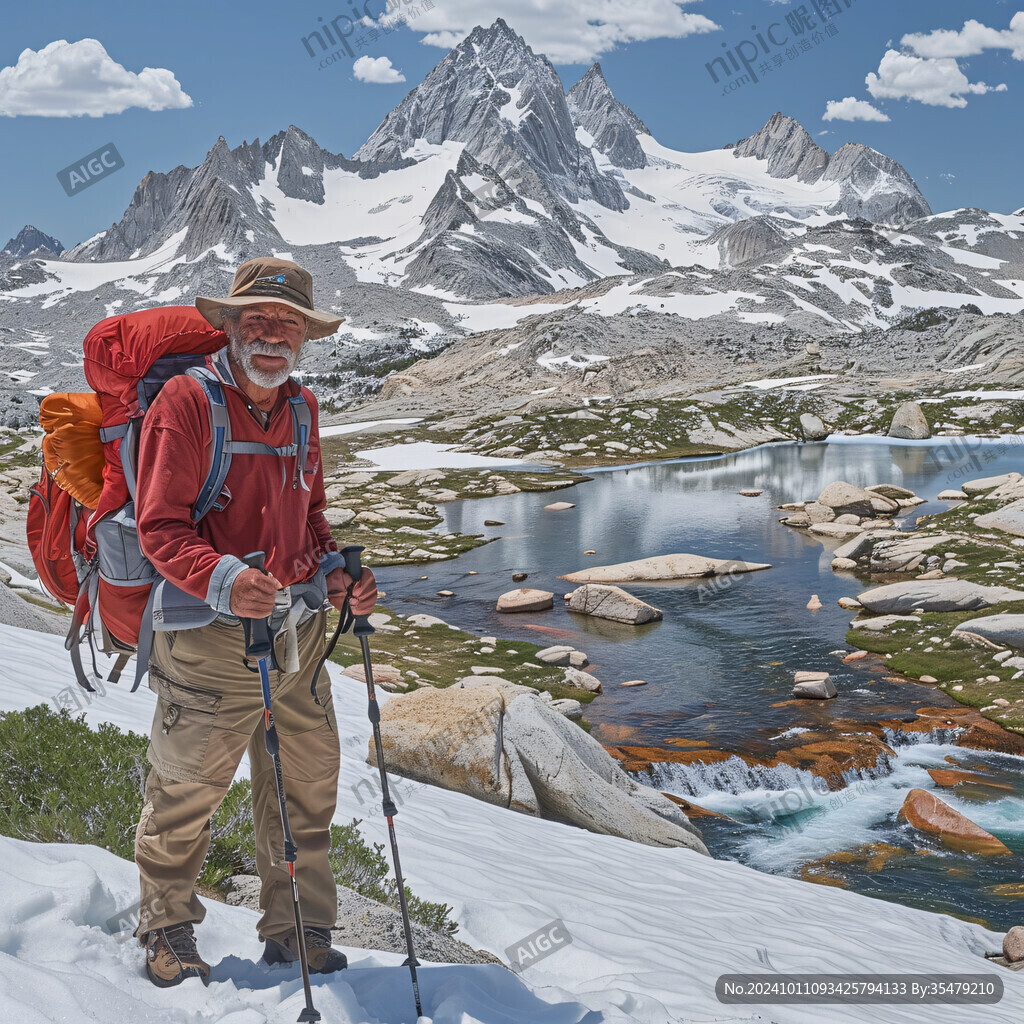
[27,305,312,692]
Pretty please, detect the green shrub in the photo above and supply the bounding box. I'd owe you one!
[0,705,148,858]
[0,705,457,935]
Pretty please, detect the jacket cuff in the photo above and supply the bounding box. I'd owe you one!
[206,554,248,614]
[320,550,346,577]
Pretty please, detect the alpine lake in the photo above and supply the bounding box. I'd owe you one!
[373,437,1024,932]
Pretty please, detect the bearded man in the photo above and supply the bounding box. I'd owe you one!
[132,258,376,987]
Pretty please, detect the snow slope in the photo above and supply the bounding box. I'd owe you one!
[0,620,1021,1023]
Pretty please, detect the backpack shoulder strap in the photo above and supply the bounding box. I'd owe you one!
[186,367,232,522]
[288,392,313,492]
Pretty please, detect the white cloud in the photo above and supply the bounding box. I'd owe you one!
[902,12,1024,61]
[399,1,719,64]
[353,55,406,83]
[866,49,1007,109]
[0,38,191,118]
[822,96,891,123]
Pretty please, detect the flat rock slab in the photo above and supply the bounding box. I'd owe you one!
[496,588,554,613]
[867,484,917,499]
[852,614,922,631]
[560,553,770,583]
[899,788,1010,855]
[544,501,576,511]
[953,614,1024,649]
[857,580,1024,614]
[809,522,864,540]
[963,472,1021,496]
[566,583,662,625]
[975,498,1024,537]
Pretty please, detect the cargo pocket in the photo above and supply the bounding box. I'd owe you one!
[147,670,222,785]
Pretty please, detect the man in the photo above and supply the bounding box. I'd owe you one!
[132,258,376,987]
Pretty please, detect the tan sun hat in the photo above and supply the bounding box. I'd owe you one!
[196,257,344,340]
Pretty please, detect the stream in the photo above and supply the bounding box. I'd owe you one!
[375,436,1024,929]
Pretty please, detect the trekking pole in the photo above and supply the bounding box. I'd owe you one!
[341,544,424,1020]
[242,551,321,1024]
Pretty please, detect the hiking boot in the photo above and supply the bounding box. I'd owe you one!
[263,926,348,974]
[142,923,211,987]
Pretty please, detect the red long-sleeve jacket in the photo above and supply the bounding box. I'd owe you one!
[135,355,339,612]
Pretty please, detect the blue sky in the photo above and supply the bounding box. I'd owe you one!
[1,0,1022,251]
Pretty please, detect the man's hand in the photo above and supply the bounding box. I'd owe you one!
[230,567,282,618]
[327,566,377,616]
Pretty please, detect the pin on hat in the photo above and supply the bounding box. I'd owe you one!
[196,258,344,340]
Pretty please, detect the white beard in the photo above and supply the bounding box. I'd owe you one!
[228,334,298,388]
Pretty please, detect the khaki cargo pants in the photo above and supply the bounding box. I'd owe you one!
[134,608,339,942]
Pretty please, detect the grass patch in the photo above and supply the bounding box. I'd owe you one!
[848,601,1024,731]
[0,705,457,933]
[327,608,598,705]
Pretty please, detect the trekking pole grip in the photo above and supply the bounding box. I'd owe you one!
[340,545,375,638]
[340,544,364,581]
[241,550,273,658]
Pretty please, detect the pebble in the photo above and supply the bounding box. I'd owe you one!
[920,675,938,683]
[437,590,453,597]
[584,550,596,555]
[843,651,868,662]
[620,680,648,687]
[512,573,528,582]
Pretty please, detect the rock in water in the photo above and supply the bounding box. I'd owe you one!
[806,594,823,610]
[898,788,1011,855]
[496,588,554,612]
[792,670,837,699]
[799,413,829,441]
[888,401,930,440]
[817,481,897,518]
[561,553,770,582]
[565,583,662,624]
[370,684,708,852]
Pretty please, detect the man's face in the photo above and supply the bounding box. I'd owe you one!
[226,302,307,389]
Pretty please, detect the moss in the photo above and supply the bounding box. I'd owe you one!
[327,607,598,704]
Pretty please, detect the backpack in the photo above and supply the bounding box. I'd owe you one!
[27,305,313,693]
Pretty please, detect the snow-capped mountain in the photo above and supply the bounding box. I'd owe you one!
[1,17,1023,421]
[2,225,63,258]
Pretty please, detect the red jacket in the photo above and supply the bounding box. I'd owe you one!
[135,354,338,611]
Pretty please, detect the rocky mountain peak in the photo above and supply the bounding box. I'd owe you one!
[733,112,828,184]
[822,142,932,224]
[733,113,930,226]
[567,63,650,170]
[2,225,63,258]
[354,20,626,212]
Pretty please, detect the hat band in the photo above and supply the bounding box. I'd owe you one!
[235,280,312,309]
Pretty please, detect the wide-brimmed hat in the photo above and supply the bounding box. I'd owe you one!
[196,257,344,340]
